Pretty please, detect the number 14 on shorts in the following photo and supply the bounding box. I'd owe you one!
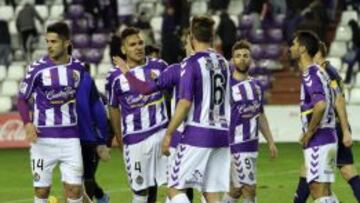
[32,159,44,171]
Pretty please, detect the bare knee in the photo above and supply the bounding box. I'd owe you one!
[228,187,242,199]
[309,182,331,199]
[64,184,82,199]
[241,185,256,198]
[35,187,51,199]
[340,165,358,181]
[203,192,220,203]
[167,188,184,199]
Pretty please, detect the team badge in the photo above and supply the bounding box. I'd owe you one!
[33,172,40,182]
[136,175,144,185]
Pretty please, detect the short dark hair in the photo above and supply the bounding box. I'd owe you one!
[295,30,320,57]
[318,41,327,57]
[232,40,251,53]
[191,16,215,43]
[47,22,70,40]
[120,27,140,45]
[145,45,160,56]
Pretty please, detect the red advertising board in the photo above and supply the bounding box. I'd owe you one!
[0,113,29,148]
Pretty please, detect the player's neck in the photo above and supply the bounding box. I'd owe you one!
[233,70,248,81]
[193,42,211,52]
[299,54,314,72]
[126,58,145,69]
[50,54,70,65]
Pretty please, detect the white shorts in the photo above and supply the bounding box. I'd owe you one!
[168,144,231,192]
[231,152,258,188]
[304,143,337,183]
[123,129,168,191]
[30,138,83,187]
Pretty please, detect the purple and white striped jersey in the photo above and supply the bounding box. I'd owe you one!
[229,77,264,153]
[300,64,336,148]
[179,50,230,148]
[18,56,85,138]
[106,58,169,145]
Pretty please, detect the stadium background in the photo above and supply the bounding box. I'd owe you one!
[0,0,359,202]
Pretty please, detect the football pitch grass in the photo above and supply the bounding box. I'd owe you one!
[0,143,359,203]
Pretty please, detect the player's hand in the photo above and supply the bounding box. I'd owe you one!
[114,133,123,152]
[299,132,311,147]
[342,129,352,147]
[112,56,128,73]
[161,134,171,156]
[25,123,38,143]
[96,145,111,161]
[268,142,278,159]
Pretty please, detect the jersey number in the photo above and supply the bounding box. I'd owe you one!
[135,161,141,173]
[32,159,44,171]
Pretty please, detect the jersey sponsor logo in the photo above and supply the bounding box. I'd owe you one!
[46,87,76,101]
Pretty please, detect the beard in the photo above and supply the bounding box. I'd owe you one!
[236,64,249,73]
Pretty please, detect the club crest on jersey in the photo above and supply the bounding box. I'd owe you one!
[33,172,40,182]
[72,71,80,87]
[136,175,144,185]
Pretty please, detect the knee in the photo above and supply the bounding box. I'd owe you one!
[167,187,180,198]
[242,185,256,198]
[229,188,242,199]
[65,184,82,199]
[340,165,357,181]
[35,187,50,198]
[309,182,330,198]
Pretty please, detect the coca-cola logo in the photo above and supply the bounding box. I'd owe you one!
[0,119,25,141]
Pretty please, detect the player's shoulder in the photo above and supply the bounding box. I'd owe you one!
[106,66,121,81]
[304,64,322,78]
[26,56,52,73]
[148,57,168,67]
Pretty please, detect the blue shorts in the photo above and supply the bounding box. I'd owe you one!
[336,125,354,167]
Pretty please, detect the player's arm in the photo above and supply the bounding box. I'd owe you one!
[108,106,122,150]
[162,61,193,156]
[301,100,326,146]
[17,64,38,142]
[334,90,352,147]
[259,112,277,158]
[162,99,192,156]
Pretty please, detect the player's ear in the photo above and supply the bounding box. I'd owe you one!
[121,45,126,55]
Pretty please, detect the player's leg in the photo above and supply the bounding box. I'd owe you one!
[203,147,231,203]
[147,185,157,203]
[81,143,97,199]
[241,184,256,203]
[167,144,213,203]
[304,144,337,202]
[30,139,58,202]
[60,138,84,202]
[294,165,310,203]
[337,130,360,201]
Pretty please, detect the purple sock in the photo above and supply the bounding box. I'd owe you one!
[294,177,310,203]
[348,175,360,201]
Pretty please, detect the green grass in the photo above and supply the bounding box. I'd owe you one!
[0,143,359,203]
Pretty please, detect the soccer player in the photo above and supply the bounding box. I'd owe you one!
[290,31,338,203]
[113,34,195,203]
[161,16,231,203]
[222,40,278,203]
[76,63,110,203]
[293,42,360,202]
[106,27,169,203]
[17,22,85,203]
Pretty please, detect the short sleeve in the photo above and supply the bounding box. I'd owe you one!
[105,72,120,107]
[179,61,194,102]
[155,64,179,91]
[305,72,326,104]
[18,64,38,100]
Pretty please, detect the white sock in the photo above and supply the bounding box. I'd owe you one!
[243,196,256,203]
[67,196,83,203]
[171,193,191,203]
[165,197,171,203]
[34,196,47,203]
[222,193,237,203]
[314,196,337,203]
[132,194,148,203]
[331,192,339,203]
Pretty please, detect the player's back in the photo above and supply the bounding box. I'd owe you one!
[179,49,230,148]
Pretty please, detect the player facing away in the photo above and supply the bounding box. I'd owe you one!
[106,27,169,203]
[293,42,360,202]
[113,34,196,203]
[161,16,231,203]
[290,31,338,203]
[222,40,278,203]
[16,22,85,203]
